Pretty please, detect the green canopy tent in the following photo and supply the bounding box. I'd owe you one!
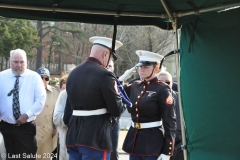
[0,1,240,159]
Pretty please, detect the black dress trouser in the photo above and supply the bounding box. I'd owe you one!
[0,120,37,160]
[110,119,120,160]
[170,140,184,160]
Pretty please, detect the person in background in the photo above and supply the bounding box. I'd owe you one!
[36,67,59,160]
[64,36,126,160]
[122,50,176,160]
[158,71,183,160]
[0,49,46,158]
[107,59,120,160]
[172,82,178,92]
[59,74,68,91]
[53,74,69,160]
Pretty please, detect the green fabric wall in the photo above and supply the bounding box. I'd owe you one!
[180,8,240,160]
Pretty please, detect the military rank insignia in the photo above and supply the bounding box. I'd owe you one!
[166,94,173,105]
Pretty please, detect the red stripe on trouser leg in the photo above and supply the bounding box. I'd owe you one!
[103,150,107,160]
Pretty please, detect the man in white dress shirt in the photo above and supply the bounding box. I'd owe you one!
[0,49,46,159]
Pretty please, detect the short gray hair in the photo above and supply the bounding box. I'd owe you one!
[10,49,27,61]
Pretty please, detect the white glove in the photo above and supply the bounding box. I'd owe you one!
[118,66,136,82]
[157,154,170,160]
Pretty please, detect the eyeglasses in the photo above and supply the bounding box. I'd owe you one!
[41,77,49,81]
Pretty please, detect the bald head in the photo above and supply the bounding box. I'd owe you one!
[90,44,111,67]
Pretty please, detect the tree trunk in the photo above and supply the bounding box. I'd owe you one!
[5,57,8,69]
[148,27,153,52]
[58,52,63,74]
[1,56,3,71]
[36,21,43,70]
[48,45,52,67]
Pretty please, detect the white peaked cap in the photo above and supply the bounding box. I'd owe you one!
[136,50,163,66]
[89,36,123,50]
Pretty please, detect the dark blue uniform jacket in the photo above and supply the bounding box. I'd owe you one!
[123,78,176,156]
[63,57,125,151]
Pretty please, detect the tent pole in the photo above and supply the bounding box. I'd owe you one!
[160,0,187,160]
[178,2,240,17]
[172,20,188,160]
[0,2,239,19]
[0,3,168,18]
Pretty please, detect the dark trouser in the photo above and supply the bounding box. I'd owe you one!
[52,147,57,160]
[67,146,111,160]
[130,155,158,160]
[170,141,184,160]
[170,148,184,160]
[110,120,120,160]
[0,120,37,160]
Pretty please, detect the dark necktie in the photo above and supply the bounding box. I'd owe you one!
[8,75,21,120]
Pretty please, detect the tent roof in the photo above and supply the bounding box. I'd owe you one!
[0,0,239,29]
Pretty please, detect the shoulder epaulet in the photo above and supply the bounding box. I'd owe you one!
[46,85,59,92]
[52,86,58,90]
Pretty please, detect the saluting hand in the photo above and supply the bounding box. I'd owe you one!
[16,114,29,125]
[118,65,136,82]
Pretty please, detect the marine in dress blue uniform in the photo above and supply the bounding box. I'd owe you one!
[63,36,126,160]
[122,50,176,160]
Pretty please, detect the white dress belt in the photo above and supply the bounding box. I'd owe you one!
[131,121,162,129]
[72,108,107,116]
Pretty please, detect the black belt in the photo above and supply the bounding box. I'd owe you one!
[1,120,32,127]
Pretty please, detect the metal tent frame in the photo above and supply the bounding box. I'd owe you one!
[1,1,240,160]
[159,1,240,160]
[0,2,239,18]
